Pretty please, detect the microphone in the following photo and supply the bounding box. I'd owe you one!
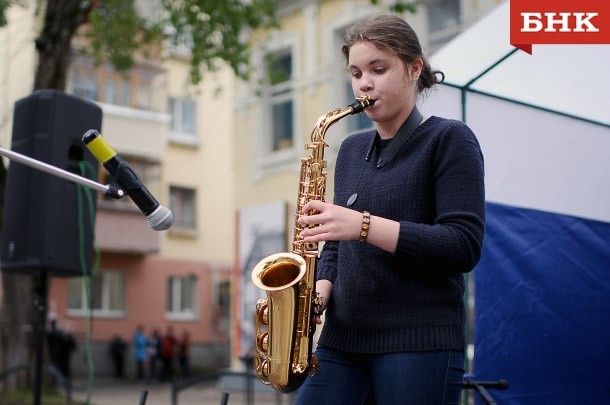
[82,130,174,231]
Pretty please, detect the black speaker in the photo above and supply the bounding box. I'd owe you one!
[1,90,102,276]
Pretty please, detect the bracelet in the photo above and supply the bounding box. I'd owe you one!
[359,211,371,243]
[314,293,324,316]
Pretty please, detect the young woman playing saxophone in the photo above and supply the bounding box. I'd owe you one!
[295,14,486,405]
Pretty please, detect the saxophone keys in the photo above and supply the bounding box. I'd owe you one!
[256,299,269,325]
[255,356,271,380]
[257,332,269,353]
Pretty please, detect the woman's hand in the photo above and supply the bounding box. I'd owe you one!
[299,200,401,253]
[298,200,362,243]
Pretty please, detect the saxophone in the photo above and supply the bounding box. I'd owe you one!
[250,96,375,393]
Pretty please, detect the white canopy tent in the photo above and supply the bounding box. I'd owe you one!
[421,1,610,223]
[420,2,610,404]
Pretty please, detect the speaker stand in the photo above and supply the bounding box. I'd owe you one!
[33,271,48,405]
[0,144,121,403]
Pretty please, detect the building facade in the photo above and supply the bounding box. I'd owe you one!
[0,3,235,377]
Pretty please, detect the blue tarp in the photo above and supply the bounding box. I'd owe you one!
[474,202,610,404]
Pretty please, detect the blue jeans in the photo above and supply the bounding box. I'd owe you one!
[296,346,465,405]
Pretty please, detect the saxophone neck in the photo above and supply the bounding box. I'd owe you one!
[313,96,376,139]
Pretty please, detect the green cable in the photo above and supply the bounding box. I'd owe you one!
[78,160,101,405]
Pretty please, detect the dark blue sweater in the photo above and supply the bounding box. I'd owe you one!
[317,115,485,353]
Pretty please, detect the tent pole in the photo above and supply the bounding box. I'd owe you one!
[460,48,519,123]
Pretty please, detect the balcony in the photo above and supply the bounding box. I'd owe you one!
[99,103,170,160]
[95,202,160,254]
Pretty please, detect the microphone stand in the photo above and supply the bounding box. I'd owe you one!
[462,375,509,405]
[0,146,124,199]
[0,146,123,405]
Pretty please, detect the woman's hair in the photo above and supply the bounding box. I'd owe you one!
[342,14,444,93]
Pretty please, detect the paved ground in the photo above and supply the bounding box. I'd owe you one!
[68,376,297,405]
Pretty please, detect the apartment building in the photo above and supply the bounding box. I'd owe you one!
[0,3,234,377]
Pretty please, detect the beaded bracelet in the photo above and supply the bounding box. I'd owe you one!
[359,211,371,243]
[314,292,324,316]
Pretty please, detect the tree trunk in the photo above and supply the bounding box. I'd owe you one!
[0,276,37,389]
[0,134,37,390]
[34,0,92,91]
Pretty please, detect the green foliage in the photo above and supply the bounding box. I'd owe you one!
[390,1,418,14]
[0,0,16,27]
[265,52,291,85]
[160,0,277,84]
[0,0,415,85]
[85,0,163,72]
[0,1,8,27]
[369,0,417,14]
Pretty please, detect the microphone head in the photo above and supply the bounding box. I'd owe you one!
[147,205,174,231]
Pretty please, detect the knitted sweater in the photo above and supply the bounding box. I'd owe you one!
[317,115,485,353]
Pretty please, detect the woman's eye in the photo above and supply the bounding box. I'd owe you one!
[351,72,362,79]
[374,68,386,74]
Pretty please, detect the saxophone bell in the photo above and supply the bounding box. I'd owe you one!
[251,253,307,292]
[251,253,309,393]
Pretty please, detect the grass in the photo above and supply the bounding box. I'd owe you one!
[0,385,88,405]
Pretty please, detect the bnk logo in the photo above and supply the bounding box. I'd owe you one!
[521,12,599,33]
[510,0,610,54]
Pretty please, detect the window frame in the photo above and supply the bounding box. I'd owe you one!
[426,0,463,51]
[265,47,297,154]
[166,274,198,321]
[66,270,126,318]
[169,97,199,145]
[250,31,302,176]
[68,54,160,112]
[169,185,197,230]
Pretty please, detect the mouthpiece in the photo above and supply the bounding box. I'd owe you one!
[349,96,376,114]
[147,205,174,231]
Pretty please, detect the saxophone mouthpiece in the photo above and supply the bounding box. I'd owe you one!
[349,96,376,114]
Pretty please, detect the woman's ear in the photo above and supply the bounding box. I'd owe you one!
[410,58,424,81]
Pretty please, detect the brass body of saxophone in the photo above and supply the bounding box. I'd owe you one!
[251,96,375,393]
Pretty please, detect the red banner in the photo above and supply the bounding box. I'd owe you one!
[510,0,610,54]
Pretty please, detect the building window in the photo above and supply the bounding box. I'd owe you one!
[427,0,462,49]
[169,97,198,143]
[118,75,132,107]
[68,55,159,111]
[167,275,197,320]
[103,73,117,105]
[169,186,196,229]
[72,68,98,101]
[136,71,153,110]
[266,49,295,152]
[67,270,125,317]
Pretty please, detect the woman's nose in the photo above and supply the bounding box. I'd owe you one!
[359,76,373,92]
